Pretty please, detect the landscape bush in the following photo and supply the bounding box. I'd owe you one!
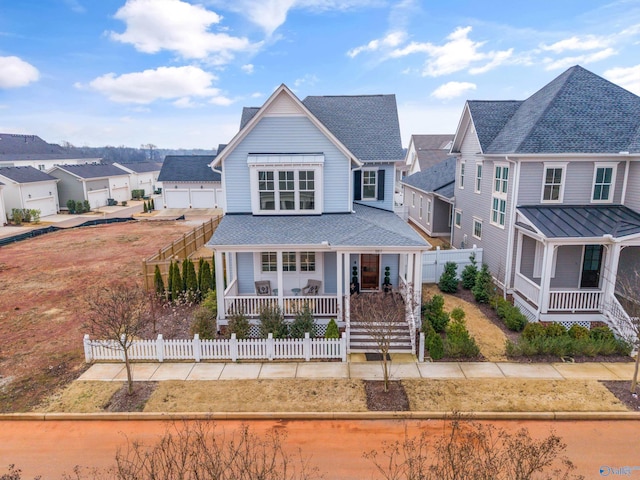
[425,325,444,360]
[289,303,315,338]
[422,295,449,333]
[190,305,217,340]
[545,322,567,337]
[437,262,458,293]
[444,314,480,358]
[568,324,590,340]
[131,189,145,199]
[226,311,250,339]
[522,322,546,341]
[590,326,615,341]
[325,318,340,339]
[259,304,288,339]
[472,264,494,303]
[66,199,76,214]
[460,253,478,289]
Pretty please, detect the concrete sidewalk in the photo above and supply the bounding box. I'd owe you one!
[78,359,637,382]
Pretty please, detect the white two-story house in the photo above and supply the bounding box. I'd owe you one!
[207,84,429,352]
[450,65,640,332]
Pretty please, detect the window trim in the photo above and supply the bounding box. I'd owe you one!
[459,161,465,189]
[426,198,432,225]
[491,163,509,228]
[454,209,462,228]
[250,165,322,215]
[411,191,415,208]
[540,162,567,203]
[591,162,618,204]
[418,195,423,219]
[362,169,377,200]
[261,252,277,272]
[474,162,482,194]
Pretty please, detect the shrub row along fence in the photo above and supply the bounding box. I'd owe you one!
[141,216,221,291]
[422,245,483,283]
[83,333,347,363]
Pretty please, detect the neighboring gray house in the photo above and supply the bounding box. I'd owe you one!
[207,84,429,352]
[158,155,223,209]
[48,163,131,209]
[113,161,162,196]
[450,65,640,330]
[0,133,99,170]
[404,134,454,176]
[402,157,455,238]
[0,166,59,218]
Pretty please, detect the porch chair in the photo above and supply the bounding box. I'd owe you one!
[255,280,272,296]
[302,279,321,296]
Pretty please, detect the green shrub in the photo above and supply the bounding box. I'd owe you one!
[227,311,250,339]
[121,200,128,206]
[590,326,615,341]
[11,209,23,225]
[259,304,287,339]
[143,202,148,213]
[472,264,493,303]
[493,296,511,319]
[154,265,165,296]
[185,259,198,300]
[325,318,340,339]
[21,209,31,223]
[522,322,546,341]
[422,295,450,333]
[445,317,480,358]
[426,331,444,360]
[151,198,155,210]
[131,189,145,199]
[83,200,90,212]
[66,199,76,214]
[568,324,590,340]
[201,290,217,317]
[290,303,315,338]
[503,305,527,332]
[545,323,567,338]
[30,209,40,224]
[171,261,182,301]
[190,305,217,340]
[75,201,85,214]
[438,262,458,293]
[199,262,212,296]
[460,253,478,290]
[450,307,465,322]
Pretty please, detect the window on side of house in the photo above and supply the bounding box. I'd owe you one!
[419,196,423,219]
[491,164,509,228]
[412,191,415,208]
[459,162,465,189]
[454,209,462,228]
[472,218,482,239]
[426,199,432,224]
[592,163,617,203]
[475,163,482,193]
[362,170,377,199]
[541,164,565,202]
[261,252,277,272]
[300,252,316,272]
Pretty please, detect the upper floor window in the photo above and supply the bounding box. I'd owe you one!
[411,191,415,208]
[541,164,566,203]
[491,164,509,228]
[475,163,482,193]
[419,196,423,219]
[592,163,617,203]
[494,165,509,195]
[259,171,275,210]
[459,162,465,189]
[426,199,432,224]
[299,171,315,210]
[363,170,377,199]
[354,168,385,202]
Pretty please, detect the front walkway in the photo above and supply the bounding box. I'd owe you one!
[78,359,636,382]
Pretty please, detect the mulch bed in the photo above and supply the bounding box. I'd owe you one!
[364,380,409,411]
[454,287,520,343]
[105,382,158,412]
[601,380,640,411]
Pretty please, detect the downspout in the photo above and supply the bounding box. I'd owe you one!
[503,156,520,298]
[211,164,224,212]
[350,161,362,213]
[621,156,630,204]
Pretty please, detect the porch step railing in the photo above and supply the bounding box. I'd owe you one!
[514,273,541,306]
[224,295,338,317]
[602,294,636,343]
[548,290,603,312]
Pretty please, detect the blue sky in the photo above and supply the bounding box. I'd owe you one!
[1,0,639,149]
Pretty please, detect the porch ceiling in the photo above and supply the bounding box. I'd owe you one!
[518,205,640,240]
[207,203,430,250]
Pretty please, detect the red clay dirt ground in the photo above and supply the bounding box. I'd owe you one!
[0,220,197,412]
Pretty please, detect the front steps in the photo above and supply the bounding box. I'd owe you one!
[348,320,413,353]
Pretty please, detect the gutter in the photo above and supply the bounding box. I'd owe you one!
[503,156,519,297]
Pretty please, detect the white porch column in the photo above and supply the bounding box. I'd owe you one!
[343,253,351,331]
[406,252,415,286]
[276,251,284,310]
[538,243,555,314]
[336,251,343,320]
[603,242,622,301]
[413,251,423,314]
[214,250,225,320]
[224,253,232,287]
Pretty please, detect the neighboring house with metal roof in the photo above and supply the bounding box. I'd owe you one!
[402,157,456,238]
[207,84,429,353]
[0,133,100,170]
[113,162,162,197]
[450,64,640,331]
[0,166,60,218]
[157,155,223,209]
[48,163,130,209]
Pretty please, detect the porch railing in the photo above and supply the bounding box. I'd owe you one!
[399,276,416,353]
[602,294,636,343]
[224,295,338,317]
[548,290,603,312]
[514,273,540,306]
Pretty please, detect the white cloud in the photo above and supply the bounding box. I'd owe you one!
[293,74,319,89]
[431,81,476,100]
[110,0,256,63]
[0,56,39,88]
[604,64,640,95]
[79,66,231,105]
[540,35,611,53]
[241,64,255,74]
[347,31,407,57]
[543,48,616,70]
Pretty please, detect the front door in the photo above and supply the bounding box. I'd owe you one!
[361,254,380,290]
[580,245,603,288]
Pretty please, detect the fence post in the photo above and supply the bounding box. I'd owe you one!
[83,334,92,363]
[230,333,238,362]
[418,332,425,362]
[267,333,274,361]
[341,332,347,362]
[304,332,311,361]
[193,334,201,362]
[156,334,164,362]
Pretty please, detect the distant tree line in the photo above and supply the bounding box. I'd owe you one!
[63,143,216,164]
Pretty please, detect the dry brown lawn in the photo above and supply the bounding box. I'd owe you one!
[36,382,121,413]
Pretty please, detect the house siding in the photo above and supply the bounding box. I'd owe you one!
[223,116,350,214]
[355,163,395,212]
[433,197,452,235]
[50,169,84,207]
[550,245,582,289]
[381,254,399,288]
[404,186,431,235]
[323,252,337,294]
[519,234,538,281]
[237,252,255,294]
[624,161,640,211]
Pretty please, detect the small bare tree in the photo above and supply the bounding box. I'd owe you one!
[610,268,640,393]
[85,282,149,395]
[350,289,413,392]
[363,416,583,480]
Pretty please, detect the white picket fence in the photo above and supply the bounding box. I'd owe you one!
[83,333,347,363]
[422,245,483,283]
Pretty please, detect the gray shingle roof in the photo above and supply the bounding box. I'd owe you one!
[469,66,640,154]
[158,156,221,182]
[208,203,429,249]
[0,166,57,183]
[117,161,162,173]
[402,157,456,199]
[239,94,405,162]
[0,133,65,155]
[410,134,454,171]
[54,163,128,179]
[518,205,640,239]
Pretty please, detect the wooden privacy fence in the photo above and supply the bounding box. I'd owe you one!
[84,333,347,363]
[142,216,221,290]
[422,245,483,283]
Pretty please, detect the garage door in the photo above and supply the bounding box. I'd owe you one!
[88,189,110,209]
[164,190,190,208]
[25,197,57,217]
[191,190,215,208]
[111,186,129,203]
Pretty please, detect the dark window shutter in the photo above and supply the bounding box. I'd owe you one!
[377,169,385,200]
[354,170,362,200]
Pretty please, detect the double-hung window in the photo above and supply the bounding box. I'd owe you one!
[426,199,432,224]
[282,252,296,271]
[258,171,275,210]
[300,252,316,272]
[459,162,465,189]
[491,164,509,227]
[454,209,462,228]
[419,196,423,219]
[592,163,617,203]
[261,252,277,272]
[473,218,482,240]
[279,171,295,210]
[475,163,482,193]
[541,163,566,202]
[299,171,315,210]
[363,170,377,199]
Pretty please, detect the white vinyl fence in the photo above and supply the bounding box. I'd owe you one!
[422,245,483,283]
[84,333,347,363]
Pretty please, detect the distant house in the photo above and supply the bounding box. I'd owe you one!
[402,157,456,238]
[0,133,99,170]
[113,161,162,196]
[0,166,59,218]
[48,163,130,209]
[404,134,454,176]
[0,182,6,226]
[157,155,223,210]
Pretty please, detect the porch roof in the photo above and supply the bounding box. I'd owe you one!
[518,205,640,239]
[207,203,430,250]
